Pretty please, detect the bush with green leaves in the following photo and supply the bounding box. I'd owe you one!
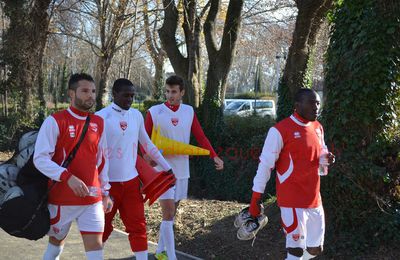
[189,115,276,202]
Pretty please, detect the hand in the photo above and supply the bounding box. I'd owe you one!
[213,156,224,171]
[327,152,335,165]
[67,175,89,197]
[143,153,157,167]
[102,195,113,213]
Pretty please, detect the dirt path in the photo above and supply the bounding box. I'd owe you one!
[114,199,287,259]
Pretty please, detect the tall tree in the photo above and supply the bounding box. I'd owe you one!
[158,0,244,123]
[1,0,52,118]
[277,0,333,120]
[56,0,141,110]
[158,0,205,107]
[201,0,244,131]
[93,0,135,109]
[143,0,167,100]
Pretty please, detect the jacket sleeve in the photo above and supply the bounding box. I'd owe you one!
[97,120,110,194]
[252,127,283,193]
[33,116,67,181]
[138,112,171,171]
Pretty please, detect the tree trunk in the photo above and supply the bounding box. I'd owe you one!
[158,0,201,107]
[143,0,167,100]
[277,0,333,120]
[153,59,165,100]
[95,54,112,110]
[1,0,52,119]
[202,0,244,132]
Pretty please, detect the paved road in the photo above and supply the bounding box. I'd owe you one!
[0,223,202,260]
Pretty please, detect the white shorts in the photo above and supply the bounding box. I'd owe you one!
[47,201,105,240]
[280,205,325,249]
[159,178,188,202]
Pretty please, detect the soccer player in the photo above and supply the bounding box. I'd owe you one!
[144,75,224,260]
[34,73,113,260]
[96,78,172,260]
[243,88,335,259]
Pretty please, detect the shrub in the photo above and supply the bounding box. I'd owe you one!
[189,115,276,202]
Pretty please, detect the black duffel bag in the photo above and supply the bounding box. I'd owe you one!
[0,116,90,240]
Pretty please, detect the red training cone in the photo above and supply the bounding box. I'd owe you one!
[136,155,176,205]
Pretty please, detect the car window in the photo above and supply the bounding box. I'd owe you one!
[225,101,245,110]
[241,104,250,110]
[252,101,273,109]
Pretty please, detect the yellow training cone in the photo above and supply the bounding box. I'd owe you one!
[151,126,210,156]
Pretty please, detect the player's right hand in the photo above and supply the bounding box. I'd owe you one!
[67,175,89,197]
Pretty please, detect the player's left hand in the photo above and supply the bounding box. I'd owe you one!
[327,152,335,165]
[102,195,113,213]
[213,156,224,171]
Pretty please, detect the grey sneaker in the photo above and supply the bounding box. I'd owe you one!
[234,205,264,228]
[237,214,268,240]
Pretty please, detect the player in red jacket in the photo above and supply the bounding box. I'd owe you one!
[239,89,335,260]
[34,73,113,260]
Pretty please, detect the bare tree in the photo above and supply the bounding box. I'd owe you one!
[158,0,207,107]
[55,0,142,109]
[201,0,244,130]
[277,0,333,120]
[143,0,167,100]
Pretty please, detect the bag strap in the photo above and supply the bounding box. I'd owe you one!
[48,115,91,190]
[62,115,91,168]
[10,115,92,236]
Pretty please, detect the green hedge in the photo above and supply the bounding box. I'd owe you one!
[189,115,276,202]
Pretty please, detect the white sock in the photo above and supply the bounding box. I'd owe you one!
[303,250,316,260]
[161,220,176,260]
[43,243,64,260]
[286,253,302,260]
[134,250,148,260]
[156,229,164,254]
[85,249,103,260]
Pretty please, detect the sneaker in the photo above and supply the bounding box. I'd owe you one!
[234,205,264,228]
[237,214,268,240]
[154,251,168,260]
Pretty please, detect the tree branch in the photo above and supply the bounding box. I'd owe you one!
[203,0,219,58]
[158,0,186,73]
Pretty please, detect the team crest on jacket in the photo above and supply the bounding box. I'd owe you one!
[120,121,128,130]
[90,122,98,132]
[294,131,301,139]
[52,226,60,234]
[171,118,179,126]
[68,125,76,138]
[292,234,300,241]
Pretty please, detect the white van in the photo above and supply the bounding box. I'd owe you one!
[223,99,276,119]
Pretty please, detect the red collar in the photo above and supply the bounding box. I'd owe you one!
[293,111,309,124]
[165,101,180,112]
[69,106,90,117]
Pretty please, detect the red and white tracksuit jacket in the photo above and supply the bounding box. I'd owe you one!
[252,114,326,208]
[33,106,110,206]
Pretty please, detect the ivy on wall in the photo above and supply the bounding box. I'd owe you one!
[322,0,400,253]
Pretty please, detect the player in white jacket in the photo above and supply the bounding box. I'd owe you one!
[96,78,172,260]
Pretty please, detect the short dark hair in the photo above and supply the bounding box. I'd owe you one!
[166,75,184,91]
[112,78,134,93]
[68,73,94,90]
[294,88,316,103]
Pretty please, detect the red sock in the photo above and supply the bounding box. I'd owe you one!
[249,191,262,217]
